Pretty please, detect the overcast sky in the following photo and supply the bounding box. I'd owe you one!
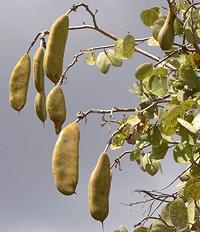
[0,1,186,232]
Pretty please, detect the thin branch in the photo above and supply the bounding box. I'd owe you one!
[135,47,176,70]
[110,150,132,169]
[184,2,200,17]
[27,32,41,53]
[103,123,128,153]
[58,44,115,84]
[154,49,180,67]
[160,155,200,191]
[75,107,136,123]
[27,30,49,53]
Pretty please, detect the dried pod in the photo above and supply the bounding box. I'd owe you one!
[33,47,45,92]
[52,122,80,195]
[88,152,112,223]
[9,53,31,111]
[46,86,66,134]
[158,9,175,50]
[34,91,47,123]
[44,14,69,84]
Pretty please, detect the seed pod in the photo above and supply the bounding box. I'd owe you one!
[9,53,31,111]
[34,91,47,123]
[88,152,112,223]
[46,86,66,134]
[158,9,175,50]
[44,14,69,84]
[52,122,80,195]
[33,47,44,92]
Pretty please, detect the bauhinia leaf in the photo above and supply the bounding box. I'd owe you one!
[114,34,135,59]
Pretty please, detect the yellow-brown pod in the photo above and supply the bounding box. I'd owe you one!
[52,122,80,195]
[33,47,44,92]
[88,152,112,223]
[9,53,31,111]
[158,8,175,50]
[46,85,66,134]
[44,14,69,84]
[34,91,47,123]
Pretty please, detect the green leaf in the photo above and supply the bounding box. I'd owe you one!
[177,118,197,134]
[106,50,123,67]
[151,139,168,160]
[173,143,191,163]
[160,202,173,226]
[192,113,200,131]
[174,17,183,35]
[135,63,153,81]
[130,148,140,161]
[184,177,200,201]
[147,126,162,146]
[187,200,195,228]
[149,75,167,97]
[147,37,159,46]
[111,124,130,150]
[96,52,111,74]
[133,227,147,232]
[140,7,160,27]
[142,154,160,176]
[169,198,188,230]
[127,114,141,126]
[114,226,128,232]
[177,124,197,145]
[111,134,125,150]
[184,28,200,44]
[150,219,174,232]
[180,65,200,89]
[85,51,96,65]
[119,225,128,232]
[180,169,191,182]
[114,34,135,59]
[159,99,196,136]
[153,67,167,77]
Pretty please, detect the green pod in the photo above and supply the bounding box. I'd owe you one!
[44,14,69,84]
[52,122,80,195]
[34,91,47,123]
[158,9,175,50]
[46,86,66,134]
[9,53,31,111]
[33,47,45,92]
[88,153,112,223]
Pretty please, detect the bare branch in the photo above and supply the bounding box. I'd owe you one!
[154,49,180,67]
[27,30,49,53]
[27,32,41,54]
[160,155,200,191]
[103,123,128,153]
[110,150,132,169]
[75,107,136,123]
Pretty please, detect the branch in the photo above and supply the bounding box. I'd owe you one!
[26,30,49,53]
[154,49,180,67]
[103,122,128,153]
[160,155,200,191]
[184,2,200,17]
[75,107,136,123]
[58,44,115,84]
[110,150,132,169]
